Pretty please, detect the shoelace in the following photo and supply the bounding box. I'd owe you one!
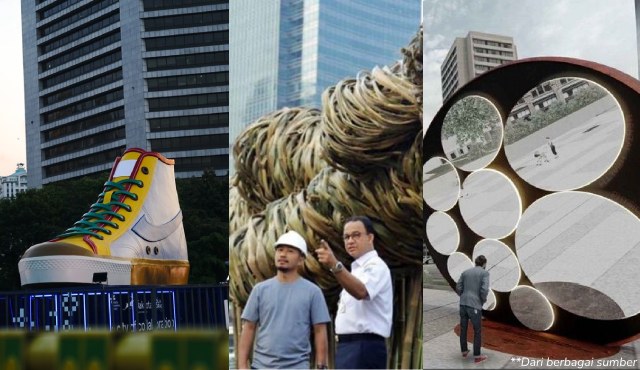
[57,179,144,240]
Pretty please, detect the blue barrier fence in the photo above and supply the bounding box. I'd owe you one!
[0,284,228,332]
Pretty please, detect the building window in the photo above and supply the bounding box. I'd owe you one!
[142,0,226,11]
[44,146,126,177]
[38,0,84,20]
[42,69,123,106]
[149,113,228,132]
[41,32,121,73]
[146,72,228,91]
[542,97,557,108]
[43,108,125,142]
[146,51,228,72]
[174,155,228,172]
[144,11,228,31]
[147,92,228,111]
[144,31,228,51]
[41,50,122,89]
[40,12,120,54]
[516,109,530,118]
[149,134,229,152]
[43,89,124,124]
[38,0,119,37]
[43,127,126,160]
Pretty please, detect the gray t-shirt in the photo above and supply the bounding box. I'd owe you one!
[242,276,331,369]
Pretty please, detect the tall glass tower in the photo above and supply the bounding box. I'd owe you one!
[230,0,421,171]
[22,0,229,187]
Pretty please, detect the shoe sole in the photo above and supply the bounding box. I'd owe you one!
[18,256,189,286]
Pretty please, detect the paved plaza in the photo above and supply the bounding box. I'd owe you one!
[423,266,640,369]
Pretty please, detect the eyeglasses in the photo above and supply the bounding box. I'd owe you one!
[343,232,366,241]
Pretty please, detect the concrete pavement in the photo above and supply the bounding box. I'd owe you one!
[423,266,640,369]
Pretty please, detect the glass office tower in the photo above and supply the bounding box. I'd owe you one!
[230,0,420,172]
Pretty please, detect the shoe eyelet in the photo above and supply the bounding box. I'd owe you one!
[146,246,151,255]
[153,247,159,255]
[141,167,149,175]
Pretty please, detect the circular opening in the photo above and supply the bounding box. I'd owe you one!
[509,285,554,331]
[459,169,521,239]
[441,95,503,172]
[446,252,473,283]
[472,239,521,292]
[504,77,624,191]
[484,290,497,311]
[426,212,459,256]
[516,191,640,320]
[423,156,460,211]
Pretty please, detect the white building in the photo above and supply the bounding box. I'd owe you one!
[1,164,28,199]
[441,31,518,101]
[508,78,590,122]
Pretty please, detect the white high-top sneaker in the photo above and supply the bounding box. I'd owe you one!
[18,148,189,286]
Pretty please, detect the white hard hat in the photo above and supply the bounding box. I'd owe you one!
[274,231,308,256]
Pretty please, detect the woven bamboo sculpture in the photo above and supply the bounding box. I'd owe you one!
[230,26,423,369]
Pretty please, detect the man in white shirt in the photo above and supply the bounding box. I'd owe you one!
[316,216,393,369]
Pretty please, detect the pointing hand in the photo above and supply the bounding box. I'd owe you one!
[316,239,337,269]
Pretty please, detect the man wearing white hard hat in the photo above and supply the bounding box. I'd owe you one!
[238,230,331,369]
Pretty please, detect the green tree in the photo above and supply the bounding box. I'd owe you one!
[177,172,229,284]
[442,96,500,146]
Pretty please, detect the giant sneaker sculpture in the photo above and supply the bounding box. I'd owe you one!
[19,148,189,286]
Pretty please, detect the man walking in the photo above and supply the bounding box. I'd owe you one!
[546,136,559,158]
[316,216,393,369]
[457,255,490,364]
[238,231,330,369]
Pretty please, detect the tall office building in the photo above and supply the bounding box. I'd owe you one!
[22,0,229,187]
[230,0,421,172]
[440,31,517,101]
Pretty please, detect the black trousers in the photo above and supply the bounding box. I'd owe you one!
[336,334,387,369]
[460,305,482,356]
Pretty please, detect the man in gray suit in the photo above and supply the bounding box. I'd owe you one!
[456,255,490,364]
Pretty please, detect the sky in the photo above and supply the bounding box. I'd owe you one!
[0,0,26,176]
[423,0,638,129]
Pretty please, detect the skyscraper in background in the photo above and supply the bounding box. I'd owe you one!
[22,0,229,187]
[230,0,421,172]
[440,31,517,101]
